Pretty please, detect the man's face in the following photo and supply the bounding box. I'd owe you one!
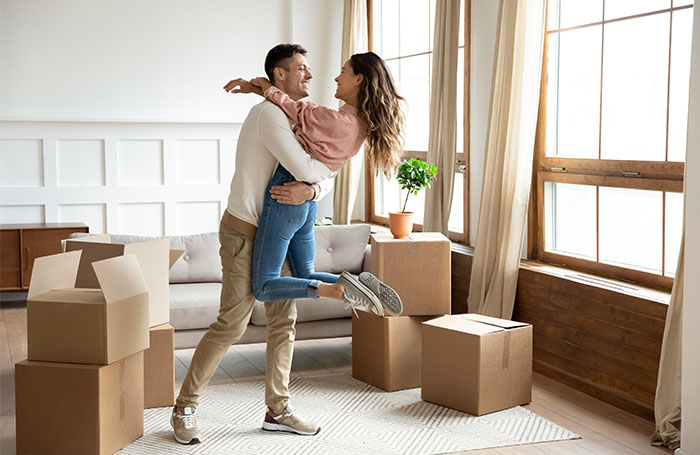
[275,53,313,101]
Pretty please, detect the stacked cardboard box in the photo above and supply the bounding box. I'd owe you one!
[16,251,150,454]
[64,237,182,408]
[352,232,451,392]
[421,314,533,416]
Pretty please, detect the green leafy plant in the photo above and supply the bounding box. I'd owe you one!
[396,158,438,213]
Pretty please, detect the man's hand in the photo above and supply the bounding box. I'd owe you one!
[223,78,263,96]
[270,181,316,205]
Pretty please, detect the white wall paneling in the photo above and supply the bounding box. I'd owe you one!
[0,139,44,187]
[0,121,239,235]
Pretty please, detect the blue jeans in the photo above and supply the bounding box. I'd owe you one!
[252,165,339,301]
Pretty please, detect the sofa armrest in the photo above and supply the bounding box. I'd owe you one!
[362,244,372,273]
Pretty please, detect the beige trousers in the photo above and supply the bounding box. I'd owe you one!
[176,220,297,412]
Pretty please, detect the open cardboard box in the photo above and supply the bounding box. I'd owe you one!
[421,313,532,416]
[65,236,183,327]
[27,250,150,365]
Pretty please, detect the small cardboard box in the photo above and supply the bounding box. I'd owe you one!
[27,250,150,365]
[65,236,183,327]
[15,351,145,455]
[352,310,434,391]
[370,232,451,316]
[421,314,532,416]
[144,323,175,409]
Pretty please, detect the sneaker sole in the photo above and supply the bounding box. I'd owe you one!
[340,271,384,315]
[262,421,321,435]
[170,415,201,445]
[359,273,403,315]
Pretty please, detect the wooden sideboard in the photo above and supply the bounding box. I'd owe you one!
[0,223,90,291]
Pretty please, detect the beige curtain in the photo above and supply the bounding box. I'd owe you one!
[423,0,461,234]
[333,0,368,224]
[467,0,545,318]
[650,235,683,449]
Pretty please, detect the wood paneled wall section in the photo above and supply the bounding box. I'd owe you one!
[450,251,667,421]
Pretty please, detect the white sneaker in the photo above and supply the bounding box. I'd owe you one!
[336,271,384,316]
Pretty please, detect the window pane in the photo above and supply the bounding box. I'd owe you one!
[400,54,431,151]
[402,185,426,224]
[546,27,601,158]
[674,0,694,6]
[400,0,431,56]
[605,0,670,20]
[665,191,683,277]
[601,14,669,161]
[548,0,603,30]
[448,172,464,233]
[374,172,401,215]
[456,50,465,158]
[544,182,597,259]
[668,7,693,162]
[380,0,400,59]
[599,187,662,273]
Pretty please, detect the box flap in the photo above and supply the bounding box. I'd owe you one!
[169,250,184,269]
[462,313,530,330]
[60,234,112,253]
[65,240,127,288]
[27,251,82,299]
[423,314,504,335]
[92,254,148,304]
[123,238,169,277]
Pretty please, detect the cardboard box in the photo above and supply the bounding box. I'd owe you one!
[144,323,175,408]
[65,236,183,327]
[421,314,532,416]
[352,310,434,391]
[370,232,451,316]
[15,351,145,455]
[27,250,150,365]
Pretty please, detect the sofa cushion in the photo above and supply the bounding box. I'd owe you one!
[313,224,370,274]
[169,282,222,330]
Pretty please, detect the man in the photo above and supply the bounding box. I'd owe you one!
[170,43,381,445]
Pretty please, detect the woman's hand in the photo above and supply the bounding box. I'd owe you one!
[223,78,263,96]
[250,77,273,93]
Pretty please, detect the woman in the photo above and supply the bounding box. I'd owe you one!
[225,52,405,316]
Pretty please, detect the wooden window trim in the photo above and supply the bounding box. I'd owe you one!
[528,1,689,291]
[366,0,471,245]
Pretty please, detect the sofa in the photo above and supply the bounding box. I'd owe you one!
[70,223,371,349]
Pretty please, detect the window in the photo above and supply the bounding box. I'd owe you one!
[532,0,692,289]
[368,0,469,242]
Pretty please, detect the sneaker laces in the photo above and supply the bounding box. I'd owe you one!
[178,409,196,429]
[343,293,369,318]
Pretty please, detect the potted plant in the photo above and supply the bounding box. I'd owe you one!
[389,158,438,238]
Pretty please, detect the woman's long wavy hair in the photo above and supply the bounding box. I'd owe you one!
[350,52,405,179]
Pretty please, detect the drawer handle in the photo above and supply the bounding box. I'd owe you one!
[24,246,30,270]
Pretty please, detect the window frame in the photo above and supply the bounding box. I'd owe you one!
[528,2,690,291]
[366,0,471,244]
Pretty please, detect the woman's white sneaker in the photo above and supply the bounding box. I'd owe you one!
[358,272,403,315]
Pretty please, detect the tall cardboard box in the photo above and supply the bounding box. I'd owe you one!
[15,351,145,455]
[352,311,434,391]
[27,250,150,365]
[421,314,532,416]
[65,236,183,327]
[370,232,451,316]
[144,323,175,408]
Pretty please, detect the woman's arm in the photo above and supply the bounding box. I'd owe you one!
[222,78,264,97]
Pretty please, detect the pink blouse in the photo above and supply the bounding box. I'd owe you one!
[263,86,367,172]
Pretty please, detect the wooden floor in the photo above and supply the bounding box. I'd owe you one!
[0,297,672,455]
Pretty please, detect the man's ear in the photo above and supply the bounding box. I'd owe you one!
[274,67,286,83]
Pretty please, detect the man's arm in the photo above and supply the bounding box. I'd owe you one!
[257,103,336,183]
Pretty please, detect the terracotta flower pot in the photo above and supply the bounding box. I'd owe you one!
[389,212,413,239]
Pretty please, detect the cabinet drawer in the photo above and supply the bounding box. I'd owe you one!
[0,229,20,247]
[20,227,89,287]
[0,230,21,288]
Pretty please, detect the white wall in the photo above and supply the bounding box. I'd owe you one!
[681,5,700,455]
[0,0,343,232]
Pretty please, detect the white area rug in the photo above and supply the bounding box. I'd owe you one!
[119,373,579,455]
